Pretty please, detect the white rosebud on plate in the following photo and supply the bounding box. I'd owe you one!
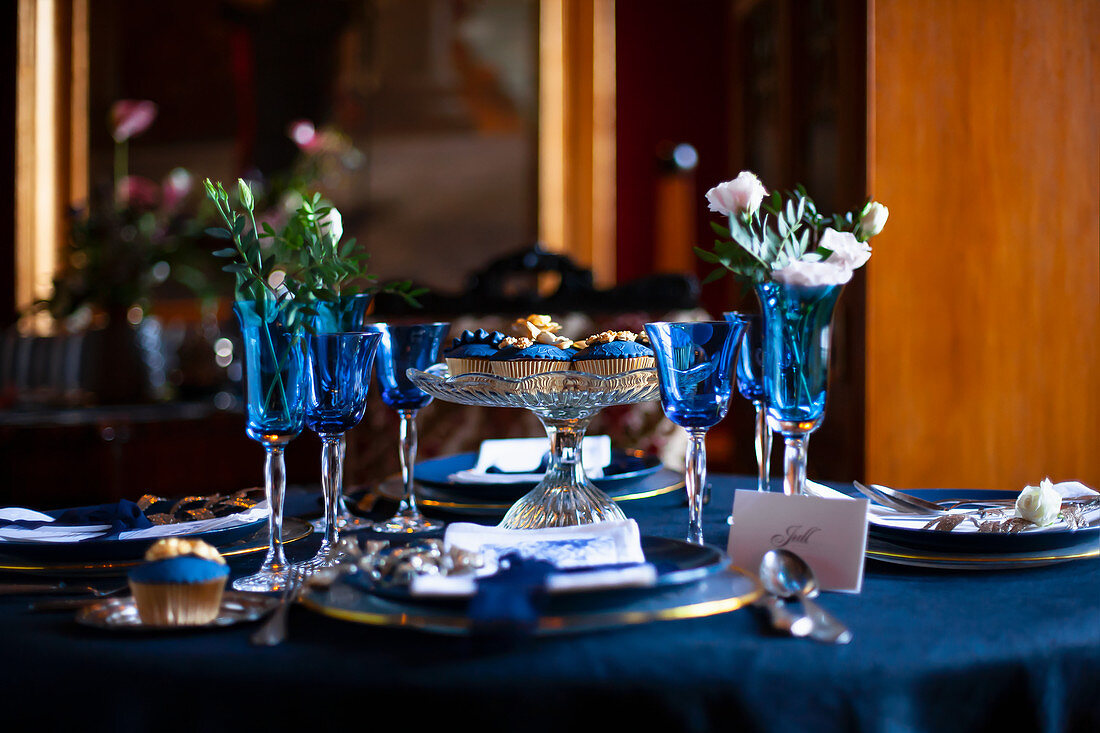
[1015,478,1062,527]
[706,171,767,218]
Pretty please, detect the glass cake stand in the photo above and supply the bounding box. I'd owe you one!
[406,365,661,529]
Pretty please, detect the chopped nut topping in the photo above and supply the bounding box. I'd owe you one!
[144,537,226,564]
[509,314,562,338]
[535,331,574,348]
[498,336,534,349]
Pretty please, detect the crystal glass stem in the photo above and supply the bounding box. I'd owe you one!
[499,414,627,528]
[318,435,342,561]
[234,441,290,591]
[685,428,708,545]
[754,401,772,492]
[782,433,808,496]
[397,409,421,517]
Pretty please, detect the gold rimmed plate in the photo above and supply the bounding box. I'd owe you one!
[300,564,760,636]
[865,535,1100,570]
[76,591,279,631]
[0,518,313,577]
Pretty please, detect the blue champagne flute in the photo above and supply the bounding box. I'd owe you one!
[645,319,747,544]
[233,301,307,593]
[725,312,772,496]
[364,322,450,533]
[300,330,381,569]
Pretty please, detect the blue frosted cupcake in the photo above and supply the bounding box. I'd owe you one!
[128,538,230,625]
[443,328,506,376]
[489,336,574,379]
[571,331,655,376]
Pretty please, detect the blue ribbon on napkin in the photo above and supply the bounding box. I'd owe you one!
[0,499,153,534]
[468,553,555,637]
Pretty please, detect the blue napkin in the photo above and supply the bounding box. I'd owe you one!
[468,553,555,637]
[0,499,153,534]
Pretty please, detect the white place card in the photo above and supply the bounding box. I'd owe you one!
[727,489,870,593]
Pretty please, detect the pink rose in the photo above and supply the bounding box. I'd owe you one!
[706,171,767,217]
[287,119,320,152]
[821,228,871,270]
[110,100,158,142]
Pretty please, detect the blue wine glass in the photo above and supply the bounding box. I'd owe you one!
[311,293,375,531]
[645,320,747,544]
[233,301,307,593]
[756,281,844,496]
[363,322,450,533]
[724,312,772,496]
[300,330,381,570]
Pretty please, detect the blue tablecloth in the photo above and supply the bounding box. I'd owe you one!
[1,475,1097,733]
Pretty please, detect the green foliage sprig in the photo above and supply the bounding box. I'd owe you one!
[203,178,427,330]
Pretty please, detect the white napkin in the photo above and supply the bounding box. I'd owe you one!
[805,480,1099,533]
[0,502,270,544]
[449,436,613,484]
[409,519,656,596]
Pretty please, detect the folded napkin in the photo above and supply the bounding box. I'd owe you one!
[0,500,270,544]
[410,520,655,636]
[805,480,1099,532]
[449,436,613,484]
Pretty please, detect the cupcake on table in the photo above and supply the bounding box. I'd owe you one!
[128,537,230,625]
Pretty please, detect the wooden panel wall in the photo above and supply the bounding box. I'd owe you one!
[867,0,1099,488]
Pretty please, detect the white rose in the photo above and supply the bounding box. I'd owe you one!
[822,228,872,270]
[706,171,767,218]
[1014,478,1062,526]
[856,202,889,241]
[772,259,853,287]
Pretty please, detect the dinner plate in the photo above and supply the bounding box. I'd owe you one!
[0,515,268,562]
[76,591,279,631]
[863,489,1100,554]
[380,469,684,518]
[345,535,726,602]
[301,564,760,637]
[415,450,664,497]
[0,518,313,576]
[865,535,1100,570]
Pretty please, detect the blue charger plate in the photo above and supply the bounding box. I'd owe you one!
[0,511,267,563]
[345,535,726,603]
[864,488,1100,554]
[416,449,663,500]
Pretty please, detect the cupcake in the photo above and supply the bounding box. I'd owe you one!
[128,537,230,625]
[571,330,655,376]
[443,328,506,376]
[489,334,574,378]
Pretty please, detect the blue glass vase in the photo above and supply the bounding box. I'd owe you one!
[301,330,381,569]
[233,301,307,592]
[645,320,747,544]
[310,293,373,334]
[363,322,450,533]
[756,281,843,496]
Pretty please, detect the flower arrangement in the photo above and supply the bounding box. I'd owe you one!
[694,170,888,288]
[203,178,426,329]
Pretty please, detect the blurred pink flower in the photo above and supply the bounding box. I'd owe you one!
[115,175,160,209]
[110,100,158,142]
[287,119,319,152]
[161,168,193,211]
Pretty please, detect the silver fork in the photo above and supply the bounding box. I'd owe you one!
[250,567,307,646]
[852,481,946,515]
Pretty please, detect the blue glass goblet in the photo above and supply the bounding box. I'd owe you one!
[311,293,375,531]
[724,312,772,496]
[233,301,307,593]
[645,320,747,544]
[756,281,844,496]
[364,322,450,533]
[300,331,381,570]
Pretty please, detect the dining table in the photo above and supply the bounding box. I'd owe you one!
[2,473,1097,733]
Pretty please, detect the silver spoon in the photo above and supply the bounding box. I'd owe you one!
[759,549,852,644]
[755,556,813,637]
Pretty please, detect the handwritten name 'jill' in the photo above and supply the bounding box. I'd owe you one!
[770,525,821,548]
